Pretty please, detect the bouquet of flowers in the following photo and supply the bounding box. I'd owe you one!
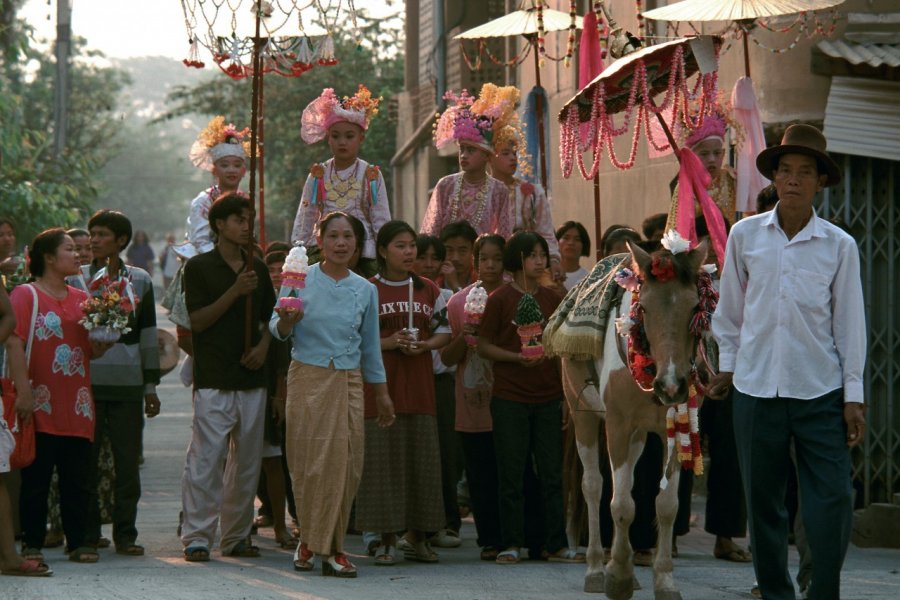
[514,293,544,359]
[79,275,137,343]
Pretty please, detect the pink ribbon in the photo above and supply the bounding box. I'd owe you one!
[676,148,727,269]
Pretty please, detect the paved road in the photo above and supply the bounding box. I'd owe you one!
[6,308,900,599]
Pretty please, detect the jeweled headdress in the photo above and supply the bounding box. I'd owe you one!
[189,116,250,171]
[434,84,520,153]
[301,85,382,144]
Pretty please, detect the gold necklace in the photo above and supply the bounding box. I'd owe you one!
[325,160,362,209]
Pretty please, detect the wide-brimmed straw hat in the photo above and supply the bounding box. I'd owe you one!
[755,124,841,187]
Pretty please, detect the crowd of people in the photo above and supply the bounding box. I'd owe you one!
[0,80,864,600]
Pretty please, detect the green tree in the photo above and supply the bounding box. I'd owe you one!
[1,12,129,244]
[157,11,403,242]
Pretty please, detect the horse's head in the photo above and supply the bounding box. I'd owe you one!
[628,240,708,405]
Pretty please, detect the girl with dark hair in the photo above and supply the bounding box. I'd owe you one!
[441,234,506,560]
[271,212,392,578]
[0,218,21,278]
[355,220,450,566]
[477,231,575,564]
[413,235,445,283]
[6,229,113,565]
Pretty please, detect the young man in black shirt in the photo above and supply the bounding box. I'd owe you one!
[180,194,275,561]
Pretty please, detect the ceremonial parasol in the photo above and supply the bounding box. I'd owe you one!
[641,0,846,212]
[180,0,360,350]
[558,32,729,267]
[454,3,583,190]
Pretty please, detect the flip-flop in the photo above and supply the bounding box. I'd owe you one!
[480,546,499,561]
[115,543,145,556]
[374,544,396,566]
[495,548,520,564]
[403,540,438,563]
[225,540,260,557]
[547,548,586,563]
[68,547,99,563]
[1,559,53,577]
[715,548,753,563]
[20,548,44,562]
[184,545,210,562]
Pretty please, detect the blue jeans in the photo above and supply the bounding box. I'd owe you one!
[733,388,852,600]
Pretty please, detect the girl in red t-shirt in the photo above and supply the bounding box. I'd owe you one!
[6,229,113,564]
[356,221,451,566]
[477,231,575,565]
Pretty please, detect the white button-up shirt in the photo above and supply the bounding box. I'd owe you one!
[712,207,866,403]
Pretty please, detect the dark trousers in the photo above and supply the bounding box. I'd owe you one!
[85,400,143,547]
[734,388,852,600]
[20,432,93,552]
[701,392,747,537]
[434,373,461,532]
[491,397,567,553]
[459,431,501,549]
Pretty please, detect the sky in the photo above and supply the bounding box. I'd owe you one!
[19,0,401,61]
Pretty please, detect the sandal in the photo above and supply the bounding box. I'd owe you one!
[293,542,314,571]
[374,544,396,566]
[547,548,586,563]
[366,539,381,557]
[403,539,438,563]
[495,548,520,564]
[68,546,100,563]
[1,559,53,577]
[225,540,260,558]
[275,533,299,549]
[480,546,499,561]
[97,536,111,549]
[184,545,210,562]
[633,549,654,567]
[322,553,357,578]
[115,543,145,556]
[43,530,64,549]
[20,548,44,562]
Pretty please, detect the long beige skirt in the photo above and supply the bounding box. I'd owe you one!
[285,361,364,555]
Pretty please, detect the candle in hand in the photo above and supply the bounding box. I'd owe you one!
[408,276,414,331]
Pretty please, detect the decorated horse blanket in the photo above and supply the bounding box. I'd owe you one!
[543,253,629,361]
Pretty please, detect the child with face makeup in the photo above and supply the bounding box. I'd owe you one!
[291,86,391,278]
[420,86,513,239]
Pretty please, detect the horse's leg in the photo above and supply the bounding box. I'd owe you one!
[574,411,605,592]
[562,358,606,593]
[653,451,683,600]
[605,424,645,600]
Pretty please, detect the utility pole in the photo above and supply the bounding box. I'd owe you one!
[53,0,72,158]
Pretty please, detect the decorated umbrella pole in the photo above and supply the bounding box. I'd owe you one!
[454,3,583,190]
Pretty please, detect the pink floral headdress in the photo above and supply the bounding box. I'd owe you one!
[189,116,251,171]
[301,85,382,144]
[434,84,519,153]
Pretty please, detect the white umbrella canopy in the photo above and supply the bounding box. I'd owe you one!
[453,7,582,40]
[641,0,845,23]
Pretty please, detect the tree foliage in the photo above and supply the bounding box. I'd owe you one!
[0,14,129,245]
[157,12,404,243]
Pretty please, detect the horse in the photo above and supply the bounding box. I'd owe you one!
[558,240,710,600]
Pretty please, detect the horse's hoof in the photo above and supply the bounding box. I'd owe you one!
[584,572,605,593]
[604,573,634,600]
[654,591,682,600]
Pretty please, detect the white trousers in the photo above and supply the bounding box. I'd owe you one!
[180,387,266,553]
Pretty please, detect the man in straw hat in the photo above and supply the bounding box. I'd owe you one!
[708,124,866,600]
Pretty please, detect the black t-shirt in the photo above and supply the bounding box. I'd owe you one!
[184,248,275,391]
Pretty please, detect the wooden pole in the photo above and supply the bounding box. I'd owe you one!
[244,8,263,353]
[259,66,266,246]
[742,28,751,78]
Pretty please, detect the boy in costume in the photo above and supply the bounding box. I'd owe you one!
[291,85,390,277]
